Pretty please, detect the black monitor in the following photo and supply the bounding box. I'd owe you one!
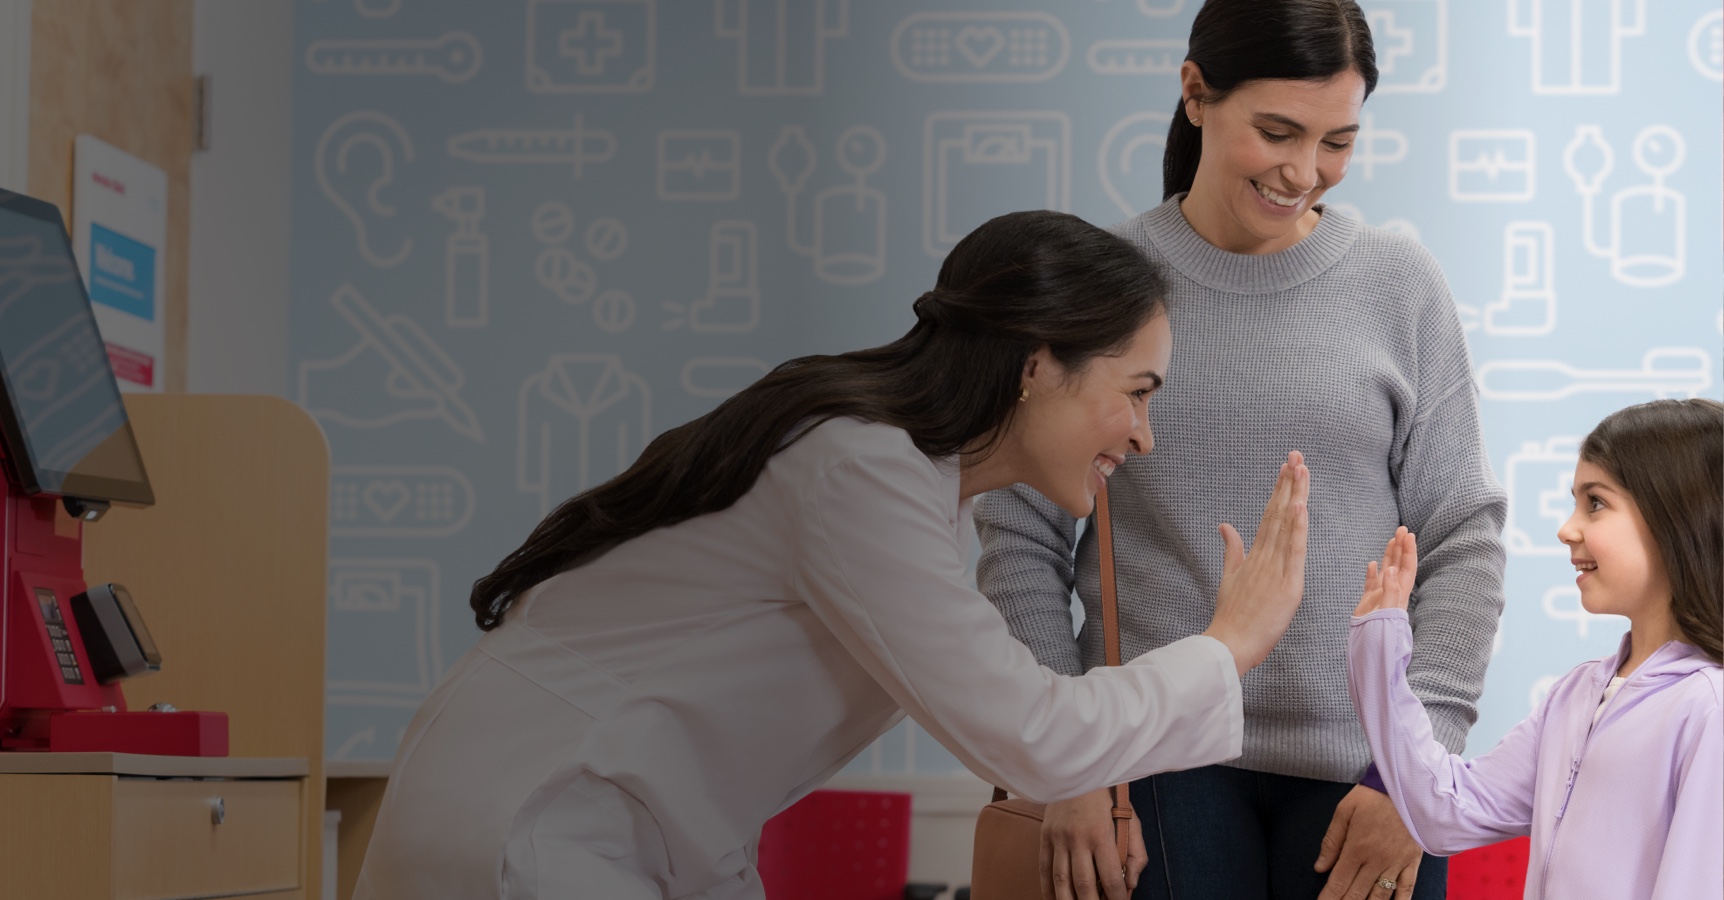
[0,189,153,506]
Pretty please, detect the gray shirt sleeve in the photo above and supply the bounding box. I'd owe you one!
[974,483,1084,677]
[1395,253,1509,756]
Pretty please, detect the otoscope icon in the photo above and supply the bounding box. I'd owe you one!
[768,125,887,286]
[431,187,488,328]
[1563,125,1687,288]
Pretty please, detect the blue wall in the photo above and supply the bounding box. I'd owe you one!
[291,0,1723,770]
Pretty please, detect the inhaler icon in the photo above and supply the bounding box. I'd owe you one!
[1563,125,1686,288]
[769,125,887,286]
[431,187,488,327]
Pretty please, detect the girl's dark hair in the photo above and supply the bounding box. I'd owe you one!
[470,210,1169,630]
[1164,0,1380,200]
[1579,398,1723,664]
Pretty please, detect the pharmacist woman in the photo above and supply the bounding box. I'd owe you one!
[354,210,1313,900]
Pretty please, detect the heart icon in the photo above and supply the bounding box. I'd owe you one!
[362,480,413,523]
[955,26,1006,70]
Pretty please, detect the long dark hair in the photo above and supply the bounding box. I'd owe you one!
[1164,0,1380,200]
[1579,398,1723,664]
[470,211,1169,630]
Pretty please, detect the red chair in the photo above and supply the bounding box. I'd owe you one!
[1447,837,1529,899]
[758,789,918,900]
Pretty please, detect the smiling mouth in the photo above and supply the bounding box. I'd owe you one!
[1573,559,1597,573]
[1093,457,1117,479]
[1252,180,1302,208]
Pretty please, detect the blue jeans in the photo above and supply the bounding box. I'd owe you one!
[1129,765,1447,900]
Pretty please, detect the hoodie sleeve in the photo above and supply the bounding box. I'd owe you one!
[1650,685,1722,899]
[1348,609,1540,855]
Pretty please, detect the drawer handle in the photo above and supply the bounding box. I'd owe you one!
[210,796,225,826]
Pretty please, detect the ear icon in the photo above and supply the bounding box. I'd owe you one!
[315,110,416,268]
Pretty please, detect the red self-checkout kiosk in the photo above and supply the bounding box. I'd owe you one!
[0,188,226,755]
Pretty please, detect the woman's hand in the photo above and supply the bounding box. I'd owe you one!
[1353,528,1419,616]
[1039,789,1145,900]
[1202,451,1311,677]
[1314,785,1424,900]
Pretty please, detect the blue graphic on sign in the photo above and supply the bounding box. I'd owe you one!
[87,222,156,322]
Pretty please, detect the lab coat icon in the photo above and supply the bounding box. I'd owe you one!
[1502,436,1579,556]
[1480,221,1557,336]
[889,11,1070,83]
[1541,585,1626,639]
[1098,111,1169,218]
[1563,124,1686,288]
[715,0,848,95]
[518,354,652,516]
[924,111,1071,258]
[658,130,741,201]
[297,285,486,442]
[1477,348,1712,403]
[661,221,761,333]
[1360,0,1446,93]
[1508,0,1645,95]
[1448,130,1535,202]
[768,125,887,285]
[326,558,443,700]
[526,0,655,93]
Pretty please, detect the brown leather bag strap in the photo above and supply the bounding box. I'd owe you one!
[1095,486,1134,866]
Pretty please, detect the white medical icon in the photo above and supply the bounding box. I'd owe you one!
[526,0,655,93]
[1478,348,1712,403]
[890,11,1070,83]
[1136,0,1184,17]
[1541,585,1628,639]
[330,727,377,761]
[1098,111,1170,218]
[1360,0,1446,93]
[518,354,651,516]
[355,0,401,19]
[682,357,769,399]
[592,288,635,334]
[298,285,486,442]
[658,130,742,201]
[1087,39,1184,76]
[1448,129,1535,202]
[531,201,576,244]
[1502,436,1579,556]
[315,111,415,268]
[1353,113,1409,180]
[1690,9,1724,81]
[1317,202,1420,241]
[447,114,617,181]
[662,220,761,333]
[1564,124,1686,289]
[430,187,488,328]
[1481,221,1556,337]
[715,0,848,96]
[305,32,483,83]
[769,125,887,286]
[586,218,628,260]
[330,465,476,538]
[1508,0,1646,95]
[536,248,597,306]
[924,111,1071,258]
[326,558,443,699]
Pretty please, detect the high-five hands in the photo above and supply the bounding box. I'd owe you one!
[1202,451,1311,678]
[1354,527,1419,616]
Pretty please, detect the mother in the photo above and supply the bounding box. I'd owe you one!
[355,211,1311,900]
[978,3,1506,900]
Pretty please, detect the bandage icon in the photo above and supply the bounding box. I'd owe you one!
[431,187,488,328]
[769,125,887,285]
[890,11,1070,83]
[305,32,483,83]
[1564,124,1686,288]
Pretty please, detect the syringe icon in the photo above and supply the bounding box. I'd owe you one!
[305,32,483,83]
[447,114,618,180]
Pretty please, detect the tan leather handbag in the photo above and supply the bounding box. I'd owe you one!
[970,486,1134,899]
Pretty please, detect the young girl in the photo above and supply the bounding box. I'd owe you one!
[1349,398,1722,899]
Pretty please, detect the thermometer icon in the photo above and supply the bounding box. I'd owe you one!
[447,115,618,180]
[305,32,483,83]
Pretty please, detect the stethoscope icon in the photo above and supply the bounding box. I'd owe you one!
[769,125,888,286]
[1563,124,1687,288]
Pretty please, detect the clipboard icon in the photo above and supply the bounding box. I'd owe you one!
[924,111,1070,257]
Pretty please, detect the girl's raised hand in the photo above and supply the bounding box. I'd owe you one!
[1353,527,1419,616]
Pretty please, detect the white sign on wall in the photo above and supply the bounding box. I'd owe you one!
[72,134,166,393]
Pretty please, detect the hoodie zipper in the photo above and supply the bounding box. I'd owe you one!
[1538,668,1635,898]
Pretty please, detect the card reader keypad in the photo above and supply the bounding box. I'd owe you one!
[34,588,84,685]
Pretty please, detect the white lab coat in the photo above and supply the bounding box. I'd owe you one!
[355,419,1244,900]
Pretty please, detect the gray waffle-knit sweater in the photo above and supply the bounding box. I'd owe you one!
[975,197,1507,783]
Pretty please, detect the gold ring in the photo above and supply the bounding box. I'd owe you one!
[1376,877,1397,891]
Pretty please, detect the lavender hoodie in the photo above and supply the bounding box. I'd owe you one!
[1348,609,1722,899]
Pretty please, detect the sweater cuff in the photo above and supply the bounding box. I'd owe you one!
[1359,762,1387,794]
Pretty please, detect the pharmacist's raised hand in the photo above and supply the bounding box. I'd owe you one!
[1202,452,1310,678]
[1354,528,1419,616]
